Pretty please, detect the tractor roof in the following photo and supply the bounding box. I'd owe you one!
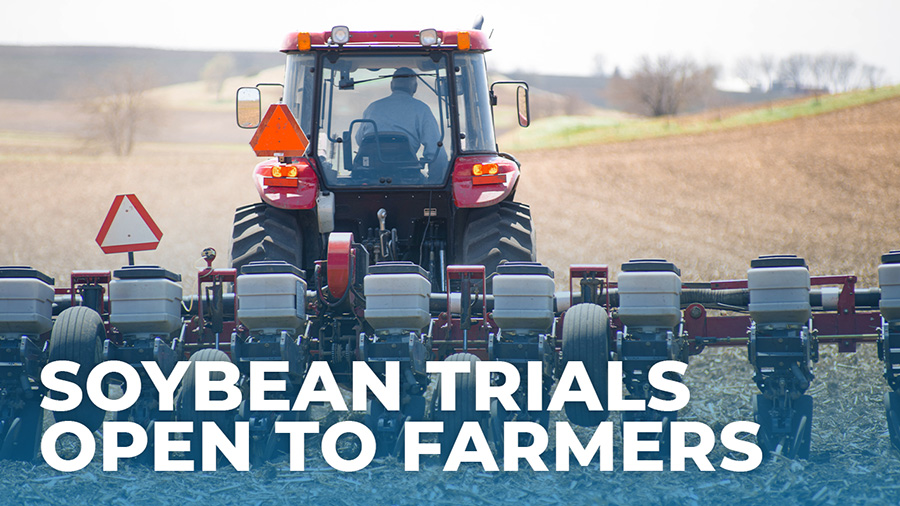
[280,29,490,52]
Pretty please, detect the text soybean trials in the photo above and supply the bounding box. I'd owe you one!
[40,359,762,472]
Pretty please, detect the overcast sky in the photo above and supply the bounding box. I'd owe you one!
[2,0,898,83]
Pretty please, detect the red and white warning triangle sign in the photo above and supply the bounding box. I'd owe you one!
[95,194,163,254]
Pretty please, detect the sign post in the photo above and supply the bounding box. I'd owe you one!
[95,194,163,265]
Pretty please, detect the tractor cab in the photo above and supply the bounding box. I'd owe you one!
[233,28,534,290]
[291,52,457,187]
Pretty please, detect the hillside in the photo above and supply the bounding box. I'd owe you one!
[501,85,900,151]
[0,46,282,100]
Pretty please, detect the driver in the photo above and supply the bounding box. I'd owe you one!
[355,67,446,167]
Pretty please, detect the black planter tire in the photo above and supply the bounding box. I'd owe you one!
[434,353,483,462]
[560,303,610,427]
[48,306,107,432]
[175,348,236,465]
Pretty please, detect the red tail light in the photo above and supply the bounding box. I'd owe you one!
[452,155,519,208]
[254,157,318,209]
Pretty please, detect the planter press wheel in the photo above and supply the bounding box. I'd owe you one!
[488,398,506,452]
[753,394,774,455]
[787,395,813,460]
[48,306,108,432]
[886,392,900,452]
[488,396,549,452]
[434,352,483,462]
[176,348,236,465]
[0,399,43,462]
[621,410,677,459]
[561,303,610,427]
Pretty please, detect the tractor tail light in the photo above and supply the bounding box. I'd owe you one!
[452,155,520,207]
[472,163,499,177]
[255,157,319,209]
[272,165,299,178]
[265,161,308,187]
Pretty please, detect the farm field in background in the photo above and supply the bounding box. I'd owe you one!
[502,85,900,152]
[1,90,899,503]
[516,95,900,288]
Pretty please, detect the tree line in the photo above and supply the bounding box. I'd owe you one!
[78,51,889,155]
[605,52,887,118]
[735,52,885,94]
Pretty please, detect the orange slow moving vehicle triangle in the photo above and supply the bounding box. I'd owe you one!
[249,104,310,157]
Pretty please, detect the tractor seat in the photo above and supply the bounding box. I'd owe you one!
[353,132,421,171]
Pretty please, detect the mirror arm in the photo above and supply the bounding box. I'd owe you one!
[489,80,530,127]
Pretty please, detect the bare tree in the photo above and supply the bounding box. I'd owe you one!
[591,54,606,77]
[202,53,236,101]
[78,66,159,156]
[735,55,780,93]
[860,64,886,90]
[734,56,761,90]
[759,54,777,92]
[812,53,835,93]
[614,55,717,117]
[832,54,858,92]
[778,54,812,90]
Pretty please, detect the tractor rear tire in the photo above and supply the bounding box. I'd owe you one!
[176,348,236,465]
[460,201,536,284]
[561,303,610,427]
[48,306,107,432]
[434,352,483,462]
[230,202,304,274]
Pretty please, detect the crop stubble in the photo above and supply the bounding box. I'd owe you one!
[1,98,899,503]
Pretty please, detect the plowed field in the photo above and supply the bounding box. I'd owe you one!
[1,97,899,504]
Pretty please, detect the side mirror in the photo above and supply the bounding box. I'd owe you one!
[236,87,261,129]
[516,85,530,128]
[490,80,531,129]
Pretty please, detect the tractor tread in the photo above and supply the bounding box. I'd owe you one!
[230,202,303,274]
[461,201,537,283]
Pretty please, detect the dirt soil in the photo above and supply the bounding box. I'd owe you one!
[516,97,900,287]
[1,98,900,504]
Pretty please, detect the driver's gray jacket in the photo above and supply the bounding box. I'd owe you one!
[355,90,442,161]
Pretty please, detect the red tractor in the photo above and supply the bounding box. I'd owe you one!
[229,25,542,456]
[232,26,534,290]
[21,26,894,468]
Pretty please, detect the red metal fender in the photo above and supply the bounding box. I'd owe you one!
[452,155,519,208]
[253,158,318,210]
